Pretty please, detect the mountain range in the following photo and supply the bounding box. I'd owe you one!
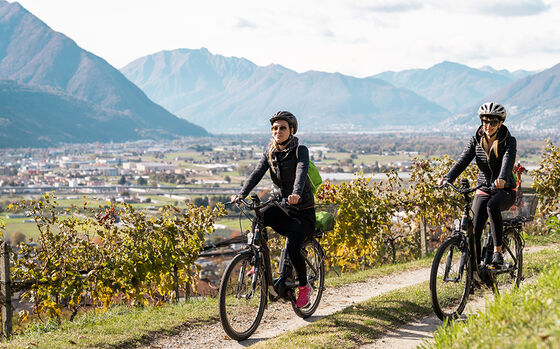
[121,48,451,133]
[1,0,560,147]
[123,49,560,133]
[0,0,207,147]
[444,63,560,131]
[372,61,530,113]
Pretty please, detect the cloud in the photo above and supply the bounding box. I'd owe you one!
[322,28,335,38]
[234,17,257,29]
[475,0,552,17]
[358,1,424,13]
[437,0,552,17]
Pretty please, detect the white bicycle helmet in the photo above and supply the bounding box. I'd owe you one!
[478,102,506,121]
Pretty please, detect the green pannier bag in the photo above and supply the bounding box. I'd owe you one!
[315,211,335,231]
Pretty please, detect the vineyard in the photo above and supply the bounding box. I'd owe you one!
[0,141,559,341]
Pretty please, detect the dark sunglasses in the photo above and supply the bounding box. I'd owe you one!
[481,119,500,127]
[271,125,288,132]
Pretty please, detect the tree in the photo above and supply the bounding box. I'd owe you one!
[118,175,127,185]
[532,140,560,215]
[137,177,148,185]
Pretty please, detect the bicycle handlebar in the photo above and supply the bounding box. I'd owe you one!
[225,197,287,211]
[435,180,483,195]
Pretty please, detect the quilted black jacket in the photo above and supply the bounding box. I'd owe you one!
[445,125,517,192]
[239,137,314,209]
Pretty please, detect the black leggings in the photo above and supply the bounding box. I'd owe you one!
[262,205,315,286]
[471,189,516,263]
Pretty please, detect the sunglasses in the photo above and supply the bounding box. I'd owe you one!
[481,119,500,127]
[271,125,288,132]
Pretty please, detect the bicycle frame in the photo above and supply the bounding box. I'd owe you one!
[232,196,304,302]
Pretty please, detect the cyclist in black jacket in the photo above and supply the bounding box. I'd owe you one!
[438,102,517,268]
[231,111,316,308]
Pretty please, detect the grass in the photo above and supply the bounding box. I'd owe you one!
[251,247,560,349]
[2,242,558,348]
[0,299,220,349]
[427,247,560,349]
[0,253,434,348]
[325,254,433,288]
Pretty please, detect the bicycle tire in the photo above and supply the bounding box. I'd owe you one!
[219,252,266,340]
[430,236,471,321]
[492,229,523,295]
[292,238,325,318]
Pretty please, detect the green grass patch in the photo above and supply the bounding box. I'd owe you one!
[325,255,433,288]
[427,246,560,349]
[1,299,219,349]
[3,245,557,349]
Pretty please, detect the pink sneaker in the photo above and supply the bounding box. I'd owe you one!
[296,284,312,308]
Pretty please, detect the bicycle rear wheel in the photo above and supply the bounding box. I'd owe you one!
[430,236,471,321]
[219,252,266,340]
[492,229,523,295]
[292,238,325,318]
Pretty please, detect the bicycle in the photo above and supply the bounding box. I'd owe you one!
[218,195,331,340]
[429,179,536,321]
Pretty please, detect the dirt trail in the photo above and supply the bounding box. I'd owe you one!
[139,267,431,349]
[139,244,553,349]
[362,296,488,349]
[361,244,551,349]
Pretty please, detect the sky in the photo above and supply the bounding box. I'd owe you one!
[14,0,560,77]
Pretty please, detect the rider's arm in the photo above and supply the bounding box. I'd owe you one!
[499,136,517,182]
[292,145,309,197]
[238,152,270,198]
[445,136,476,183]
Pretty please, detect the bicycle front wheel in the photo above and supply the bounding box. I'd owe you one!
[492,230,523,295]
[292,238,325,318]
[219,252,266,340]
[430,236,471,321]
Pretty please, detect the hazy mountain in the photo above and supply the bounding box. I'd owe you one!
[0,0,207,147]
[0,80,149,147]
[121,48,451,133]
[445,63,560,130]
[373,61,514,113]
[478,66,535,81]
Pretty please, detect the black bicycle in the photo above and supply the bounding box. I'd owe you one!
[218,195,329,340]
[430,179,535,321]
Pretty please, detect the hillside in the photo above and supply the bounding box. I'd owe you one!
[0,80,178,147]
[0,0,207,146]
[445,63,560,130]
[121,48,451,133]
[373,61,514,113]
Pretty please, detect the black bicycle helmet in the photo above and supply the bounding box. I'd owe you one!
[269,111,298,134]
[478,102,506,121]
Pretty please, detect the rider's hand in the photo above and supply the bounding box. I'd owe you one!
[436,178,447,186]
[230,195,241,203]
[493,178,505,189]
[287,194,300,205]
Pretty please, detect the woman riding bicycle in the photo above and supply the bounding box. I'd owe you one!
[438,102,517,269]
[231,111,316,308]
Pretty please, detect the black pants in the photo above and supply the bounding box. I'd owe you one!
[262,205,315,286]
[472,189,516,263]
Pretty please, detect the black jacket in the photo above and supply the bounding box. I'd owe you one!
[445,125,517,192]
[239,137,314,209]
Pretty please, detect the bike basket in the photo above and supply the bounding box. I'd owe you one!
[315,204,338,232]
[503,193,539,220]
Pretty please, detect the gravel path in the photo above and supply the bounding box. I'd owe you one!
[362,294,488,349]
[360,244,552,349]
[139,267,431,349]
[139,244,554,349]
